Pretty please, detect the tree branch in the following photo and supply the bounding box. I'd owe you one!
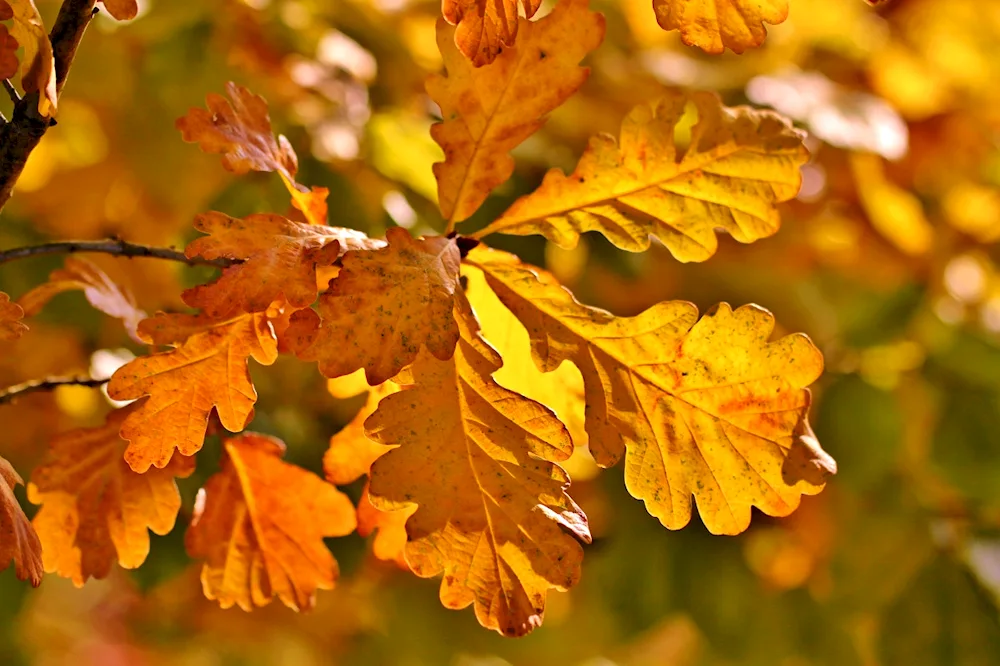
[0,0,99,213]
[0,375,108,406]
[0,239,237,268]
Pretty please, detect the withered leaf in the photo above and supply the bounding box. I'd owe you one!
[0,455,43,586]
[0,292,27,341]
[443,0,542,66]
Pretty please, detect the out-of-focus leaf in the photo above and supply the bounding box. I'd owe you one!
[27,405,194,585]
[429,0,605,223]
[0,456,42,586]
[107,313,278,473]
[287,228,462,385]
[0,293,27,341]
[99,0,138,20]
[186,433,356,611]
[652,0,789,54]
[851,152,933,256]
[442,0,542,66]
[367,293,590,636]
[475,91,808,263]
[2,0,56,115]
[468,247,835,535]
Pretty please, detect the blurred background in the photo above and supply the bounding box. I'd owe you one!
[2,0,1000,664]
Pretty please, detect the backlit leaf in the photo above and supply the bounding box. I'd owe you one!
[357,481,413,570]
[366,292,591,636]
[0,292,27,341]
[27,405,194,585]
[850,152,933,256]
[18,257,146,341]
[429,0,605,223]
[107,313,278,473]
[443,0,542,66]
[0,456,42,586]
[182,211,382,319]
[186,433,356,611]
[287,227,462,385]
[99,0,138,21]
[324,379,398,486]
[653,0,789,54]
[467,247,835,535]
[474,91,808,262]
[1,0,57,115]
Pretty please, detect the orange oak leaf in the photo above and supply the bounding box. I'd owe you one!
[468,247,836,535]
[186,433,356,611]
[474,91,808,262]
[324,379,398,486]
[107,313,278,473]
[0,291,27,340]
[18,257,146,341]
[366,293,590,636]
[99,0,138,21]
[443,0,542,66]
[653,0,789,54]
[281,173,330,226]
[1,0,57,115]
[357,482,413,570]
[27,405,195,585]
[429,0,604,224]
[287,227,462,385]
[0,456,43,586]
[0,24,18,80]
[181,211,383,319]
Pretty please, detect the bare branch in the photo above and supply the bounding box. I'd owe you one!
[0,239,237,268]
[0,375,108,406]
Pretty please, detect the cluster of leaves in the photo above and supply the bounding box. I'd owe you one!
[0,0,843,639]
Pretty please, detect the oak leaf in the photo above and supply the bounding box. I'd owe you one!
[0,291,27,340]
[186,433,356,611]
[27,405,194,585]
[182,211,382,318]
[18,257,146,341]
[0,456,42,586]
[366,293,590,636]
[1,0,57,115]
[287,227,462,385]
[107,313,278,473]
[324,379,398,486]
[653,0,789,54]
[0,24,17,80]
[357,482,413,570]
[99,0,138,21]
[467,247,836,535]
[443,0,542,66]
[474,91,808,263]
[429,0,605,223]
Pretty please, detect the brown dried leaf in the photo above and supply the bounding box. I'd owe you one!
[0,292,27,341]
[443,0,543,66]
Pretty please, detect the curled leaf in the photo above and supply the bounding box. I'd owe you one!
[2,0,57,115]
[0,292,27,341]
[0,456,43,586]
[443,0,542,66]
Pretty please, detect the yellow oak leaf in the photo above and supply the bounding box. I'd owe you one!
[357,481,413,571]
[473,91,808,263]
[181,211,383,319]
[850,152,933,256]
[324,379,398,485]
[18,257,146,341]
[287,227,462,385]
[429,0,605,223]
[99,0,138,21]
[0,455,42,586]
[1,0,57,115]
[107,313,278,473]
[0,24,17,80]
[653,0,789,54]
[366,292,590,636]
[27,405,194,585]
[443,0,542,66]
[186,433,356,611]
[467,246,836,536]
[463,263,587,448]
[0,291,27,340]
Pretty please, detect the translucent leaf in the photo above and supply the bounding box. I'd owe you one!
[443,0,542,66]
[653,0,789,54]
[1,0,56,115]
[0,455,42,586]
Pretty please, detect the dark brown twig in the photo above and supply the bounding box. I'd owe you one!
[0,375,108,406]
[0,239,237,268]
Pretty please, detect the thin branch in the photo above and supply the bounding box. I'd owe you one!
[0,0,99,213]
[0,375,108,406]
[0,239,237,268]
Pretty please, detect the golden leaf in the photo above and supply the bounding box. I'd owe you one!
[18,257,146,341]
[27,405,194,585]
[0,291,27,341]
[467,247,836,536]
[474,91,808,262]
[653,0,789,54]
[443,0,542,66]
[429,0,605,223]
[107,313,278,473]
[186,433,356,611]
[357,481,413,570]
[324,379,398,486]
[182,211,383,319]
[850,152,933,256]
[1,0,57,115]
[287,227,462,385]
[0,455,43,586]
[367,292,590,636]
